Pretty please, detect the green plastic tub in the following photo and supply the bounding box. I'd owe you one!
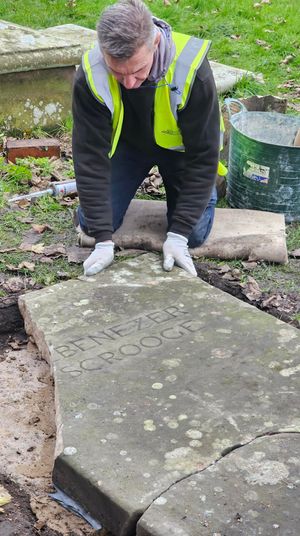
[226,99,300,222]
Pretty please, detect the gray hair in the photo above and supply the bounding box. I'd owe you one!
[97,0,156,59]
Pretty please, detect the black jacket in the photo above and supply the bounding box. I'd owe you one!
[72,57,220,243]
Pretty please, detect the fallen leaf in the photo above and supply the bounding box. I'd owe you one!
[230,34,241,40]
[241,276,262,301]
[38,256,54,264]
[5,264,19,271]
[6,261,35,272]
[16,216,34,223]
[15,199,31,209]
[59,197,77,206]
[31,223,52,234]
[280,54,295,65]
[163,0,171,5]
[0,485,12,507]
[56,271,69,279]
[3,276,25,293]
[19,243,45,254]
[43,243,66,257]
[262,294,282,308]
[241,261,258,270]
[67,245,91,263]
[222,272,238,281]
[0,247,17,253]
[31,176,42,186]
[255,39,271,49]
[18,261,35,271]
[218,264,231,274]
[261,0,271,3]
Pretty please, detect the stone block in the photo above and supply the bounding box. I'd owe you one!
[137,433,300,536]
[18,254,300,535]
[0,66,75,131]
[6,138,61,163]
[0,20,82,74]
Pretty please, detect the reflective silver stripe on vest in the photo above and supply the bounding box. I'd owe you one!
[83,44,114,115]
[169,37,210,119]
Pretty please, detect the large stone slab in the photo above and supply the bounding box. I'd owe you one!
[137,433,300,536]
[18,254,300,535]
[0,20,82,74]
[112,199,288,264]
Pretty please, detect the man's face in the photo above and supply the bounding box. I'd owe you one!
[103,33,160,90]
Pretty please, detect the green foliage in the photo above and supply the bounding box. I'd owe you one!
[0,158,32,202]
[15,157,55,177]
[286,223,300,252]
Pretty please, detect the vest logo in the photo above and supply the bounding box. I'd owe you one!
[161,129,180,136]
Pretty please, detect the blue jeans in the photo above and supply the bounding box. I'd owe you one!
[78,141,217,248]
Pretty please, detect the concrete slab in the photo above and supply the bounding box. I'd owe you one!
[18,254,300,535]
[137,433,300,536]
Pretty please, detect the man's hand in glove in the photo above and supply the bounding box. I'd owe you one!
[83,241,114,276]
[163,232,197,277]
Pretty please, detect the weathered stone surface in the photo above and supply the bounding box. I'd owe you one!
[210,60,259,93]
[41,23,97,53]
[137,433,300,536]
[0,21,79,130]
[18,254,300,535]
[112,200,288,264]
[0,20,81,74]
[0,66,74,131]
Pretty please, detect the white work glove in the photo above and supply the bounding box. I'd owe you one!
[83,241,114,276]
[163,232,197,277]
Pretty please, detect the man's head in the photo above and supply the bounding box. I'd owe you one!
[97,0,160,89]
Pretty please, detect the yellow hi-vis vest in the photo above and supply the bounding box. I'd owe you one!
[83,31,227,176]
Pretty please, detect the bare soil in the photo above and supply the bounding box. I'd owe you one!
[0,330,103,536]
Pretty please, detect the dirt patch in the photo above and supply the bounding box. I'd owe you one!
[0,475,60,536]
[0,331,102,535]
[195,259,300,329]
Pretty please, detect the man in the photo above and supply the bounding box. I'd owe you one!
[73,0,224,277]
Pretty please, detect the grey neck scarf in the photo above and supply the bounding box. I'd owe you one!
[147,17,176,83]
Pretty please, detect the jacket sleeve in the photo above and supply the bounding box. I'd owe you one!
[169,57,220,238]
[72,64,113,243]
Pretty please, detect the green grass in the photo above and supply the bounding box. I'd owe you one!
[0,0,299,98]
[0,156,80,286]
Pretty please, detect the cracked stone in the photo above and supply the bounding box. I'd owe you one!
[18,254,300,535]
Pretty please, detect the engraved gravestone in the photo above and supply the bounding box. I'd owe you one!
[19,254,300,536]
